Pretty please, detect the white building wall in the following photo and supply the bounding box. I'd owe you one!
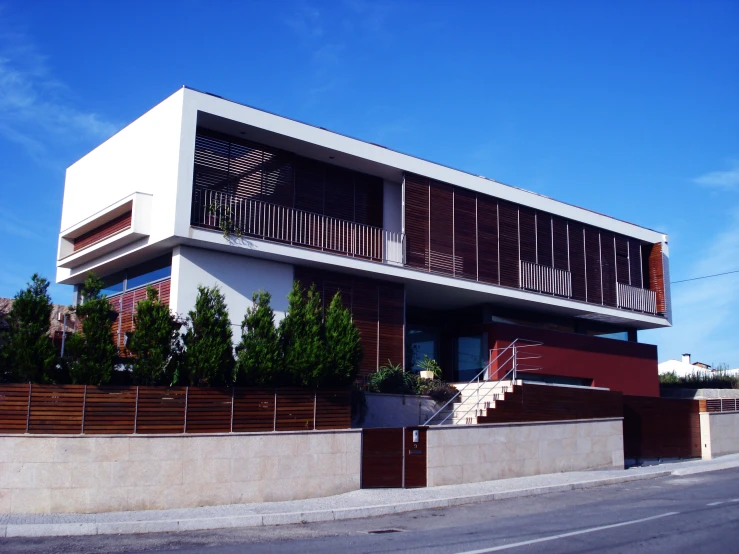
[171,246,294,330]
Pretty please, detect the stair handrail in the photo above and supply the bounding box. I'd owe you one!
[422,339,541,426]
[434,340,543,426]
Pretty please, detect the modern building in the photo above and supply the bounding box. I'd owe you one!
[56,87,671,397]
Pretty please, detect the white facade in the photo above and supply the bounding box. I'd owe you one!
[56,87,671,331]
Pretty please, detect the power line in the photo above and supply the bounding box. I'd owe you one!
[672,269,739,284]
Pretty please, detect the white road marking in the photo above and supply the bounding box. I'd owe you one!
[730,499,739,503]
[707,501,724,506]
[455,512,679,553]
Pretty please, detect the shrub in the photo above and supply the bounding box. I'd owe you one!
[659,369,739,390]
[65,273,117,385]
[235,291,283,385]
[279,282,326,387]
[0,274,58,383]
[322,291,362,388]
[367,361,417,394]
[183,285,234,386]
[126,287,184,385]
[416,378,458,401]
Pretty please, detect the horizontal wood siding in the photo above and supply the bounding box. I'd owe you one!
[536,212,553,267]
[498,201,520,287]
[73,211,132,252]
[454,188,477,280]
[404,174,429,270]
[477,195,499,284]
[622,395,701,459]
[584,226,602,304]
[0,385,350,434]
[600,231,617,307]
[429,181,454,275]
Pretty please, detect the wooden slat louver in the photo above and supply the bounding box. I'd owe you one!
[294,156,325,215]
[0,384,31,433]
[454,188,478,280]
[600,231,617,307]
[353,278,379,374]
[615,235,630,284]
[261,150,294,207]
[518,207,537,264]
[73,211,132,252]
[552,216,569,272]
[536,213,553,267]
[584,227,603,304]
[324,165,355,221]
[648,242,667,314]
[477,195,499,285]
[568,221,587,301]
[229,140,265,200]
[429,181,454,275]
[378,283,405,368]
[498,201,520,288]
[629,238,645,288]
[404,174,430,270]
[354,173,384,228]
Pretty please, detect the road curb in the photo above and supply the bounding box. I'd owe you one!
[1,470,680,538]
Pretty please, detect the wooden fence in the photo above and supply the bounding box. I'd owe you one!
[0,384,350,434]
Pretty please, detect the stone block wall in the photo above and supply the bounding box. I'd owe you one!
[426,418,624,487]
[0,430,361,514]
[700,411,739,459]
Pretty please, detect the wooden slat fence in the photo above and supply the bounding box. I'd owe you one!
[0,385,350,435]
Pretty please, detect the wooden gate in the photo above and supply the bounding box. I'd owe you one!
[361,427,427,488]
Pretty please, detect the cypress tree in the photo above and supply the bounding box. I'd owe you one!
[323,291,362,387]
[183,285,234,386]
[235,291,283,386]
[1,274,58,383]
[126,287,183,385]
[65,273,117,385]
[279,282,326,387]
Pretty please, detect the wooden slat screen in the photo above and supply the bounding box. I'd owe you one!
[232,388,275,432]
[73,211,132,252]
[477,195,499,284]
[615,235,630,285]
[648,242,667,314]
[28,385,84,434]
[584,227,602,304]
[404,174,430,270]
[275,388,315,431]
[623,395,701,459]
[498,201,520,287]
[453,188,477,280]
[552,216,569,272]
[0,383,31,433]
[352,279,380,373]
[186,388,232,433]
[536,213,553,267]
[361,428,404,488]
[135,387,187,434]
[600,232,617,307]
[518,207,537,264]
[378,283,405,369]
[568,222,587,301]
[109,278,171,356]
[402,171,667,316]
[83,387,137,434]
[0,385,351,434]
[429,181,454,275]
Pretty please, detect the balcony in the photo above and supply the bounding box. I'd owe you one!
[520,261,573,298]
[617,282,657,315]
[191,187,405,265]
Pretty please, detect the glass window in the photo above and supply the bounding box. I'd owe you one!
[456,335,484,382]
[406,326,439,371]
[100,271,125,296]
[125,255,172,290]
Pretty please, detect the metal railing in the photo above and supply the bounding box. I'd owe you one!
[520,261,572,297]
[423,339,543,426]
[617,282,657,314]
[192,187,405,265]
[705,398,739,413]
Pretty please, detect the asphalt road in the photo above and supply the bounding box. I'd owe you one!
[4,468,739,553]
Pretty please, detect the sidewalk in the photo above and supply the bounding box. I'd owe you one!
[3,454,739,538]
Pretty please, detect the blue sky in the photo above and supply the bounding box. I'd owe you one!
[0,0,737,366]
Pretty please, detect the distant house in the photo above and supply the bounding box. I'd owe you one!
[659,353,739,377]
[0,298,77,352]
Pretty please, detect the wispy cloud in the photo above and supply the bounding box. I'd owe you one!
[285,5,324,39]
[694,162,739,191]
[647,207,739,367]
[0,26,118,162]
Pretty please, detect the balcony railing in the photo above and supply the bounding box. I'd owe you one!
[192,187,405,265]
[617,282,657,314]
[520,261,572,298]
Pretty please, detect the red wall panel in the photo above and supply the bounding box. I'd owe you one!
[486,322,659,397]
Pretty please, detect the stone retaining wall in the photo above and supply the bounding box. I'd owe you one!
[700,411,739,459]
[0,430,361,514]
[426,418,624,487]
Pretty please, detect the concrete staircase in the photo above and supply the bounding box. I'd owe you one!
[426,380,523,425]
